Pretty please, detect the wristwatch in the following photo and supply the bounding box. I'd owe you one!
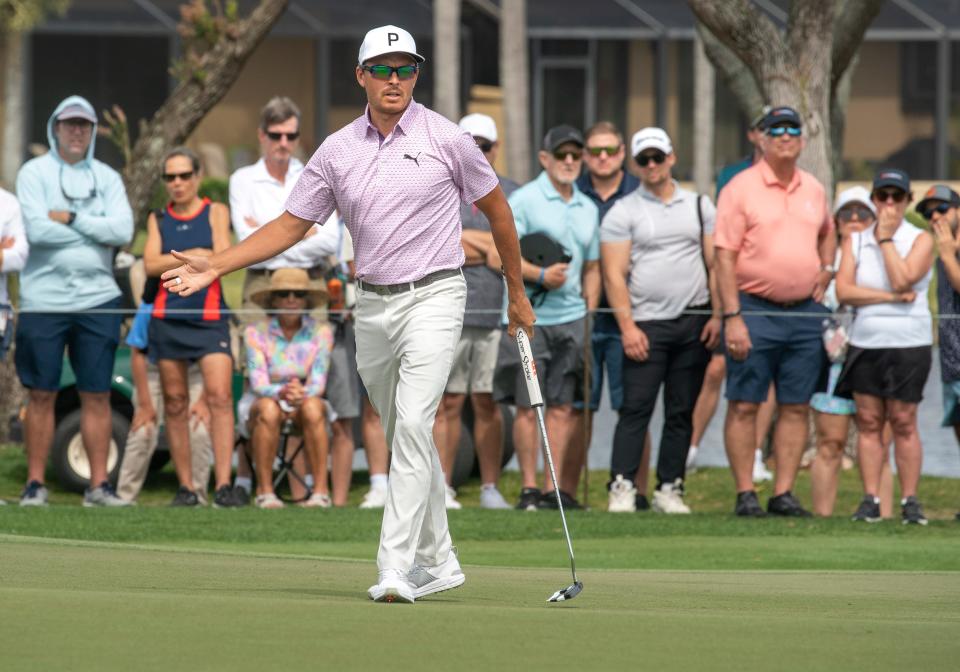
[820,263,836,274]
[66,211,76,226]
[722,309,741,321]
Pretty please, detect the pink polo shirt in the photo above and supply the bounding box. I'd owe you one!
[285,101,499,284]
[714,160,832,303]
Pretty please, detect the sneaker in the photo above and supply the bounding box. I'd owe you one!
[445,485,462,510]
[299,492,331,508]
[540,490,582,510]
[359,486,388,509]
[752,450,773,482]
[20,480,49,507]
[170,486,199,507]
[368,569,415,604]
[232,485,251,507]
[901,496,928,526]
[406,547,466,599]
[479,486,511,510]
[851,495,882,523]
[652,479,691,514]
[607,475,637,513]
[767,491,812,517]
[213,484,243,508]
[685,445,699,473]
[734,490,767,517]
[83,481,132,508]
[516,487,541,511]
[635,494,650,511]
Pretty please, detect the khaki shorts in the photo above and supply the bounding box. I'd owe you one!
[446,326,501,395]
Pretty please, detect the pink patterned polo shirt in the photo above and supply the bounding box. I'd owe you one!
[285,100,500,285]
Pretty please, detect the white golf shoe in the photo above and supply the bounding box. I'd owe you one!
[607,475,637,513]
[652,479,691,514]
[406,548,466,599]
[368,569,415,604]
[445,485,462,510]
[479,486,511,510]
[752,450,773,482]
[359,486,388,509]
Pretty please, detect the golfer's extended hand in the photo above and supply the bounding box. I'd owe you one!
[506,292,535,340]
[161,250,218,297]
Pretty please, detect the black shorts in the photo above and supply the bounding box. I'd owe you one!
[148,318,232,363]
[493,318,585,407]
[834,345,932,403]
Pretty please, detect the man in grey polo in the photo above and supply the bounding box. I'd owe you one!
[601,127,720,514]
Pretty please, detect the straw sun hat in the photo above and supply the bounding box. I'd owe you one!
[250,268,328,309]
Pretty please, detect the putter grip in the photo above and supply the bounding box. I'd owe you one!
[515,329,544,407]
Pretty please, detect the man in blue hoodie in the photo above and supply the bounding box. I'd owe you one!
[15,95,134,506]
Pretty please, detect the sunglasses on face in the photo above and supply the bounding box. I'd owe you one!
[766,125,802,138]
[873,189,907,204]
[552,150,582,162]
[636,151,666,167]
[922,202,953,220]
[837,206,874,223]
[586,145,621,157]
[60,119,93,132]
[162,171,194,183]
[265,131,299,142]
[362,64,419,80]
[475,139,494,153]
[272,290,308,300]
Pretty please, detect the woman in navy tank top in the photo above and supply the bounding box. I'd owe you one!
[144,147,239,507]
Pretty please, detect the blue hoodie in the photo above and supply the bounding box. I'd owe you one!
[15,95,133,311]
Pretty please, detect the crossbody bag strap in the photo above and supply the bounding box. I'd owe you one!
[696,194,712,307]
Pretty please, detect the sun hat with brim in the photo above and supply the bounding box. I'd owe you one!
[834,186,877,217]
[250,268,328,309]
[916,184,960,214]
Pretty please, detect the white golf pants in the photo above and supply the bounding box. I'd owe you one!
[355,273,466,572]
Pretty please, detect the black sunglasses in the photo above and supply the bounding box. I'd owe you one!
[475,139,494,153]
[922,202,953,220]
[362,64,419,80]
[265,131,300,142]
[837,206,874,223]
[552,150,582,161]
[636,151,666,167]
[873,189,908,204]
[272,290,308,299]
[162,171,195,183]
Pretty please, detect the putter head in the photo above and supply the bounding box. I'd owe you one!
[547,581,583,603]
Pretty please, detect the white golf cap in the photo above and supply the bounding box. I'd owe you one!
[56,104,97,124]
[459,113,498,142]
[358,25,425,65]
[631,127,673,157]
[834,186,877,216]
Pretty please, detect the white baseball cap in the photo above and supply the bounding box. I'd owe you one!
[834,186,877,217]
[358,25,425,65]
[459,113,498,142]
[631,127,673,157]
[56,104,97,124]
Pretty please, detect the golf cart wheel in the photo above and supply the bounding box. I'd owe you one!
[51,409,129,492]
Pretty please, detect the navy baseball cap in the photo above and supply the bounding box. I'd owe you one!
[872,169,910,193]
[543,125,584,152]
[764,106,802,129]
[916,184,960,213]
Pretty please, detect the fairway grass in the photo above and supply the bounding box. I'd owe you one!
[2,535,959,672]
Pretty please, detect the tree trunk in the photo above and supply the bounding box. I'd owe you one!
[1,30,26,191]
[500,0,530,183]
[433,0,460,122]
[123,0,288,227]
[692,31,715,195]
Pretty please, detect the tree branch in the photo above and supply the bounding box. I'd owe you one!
[831,0,884,90]
[687,0,782,75]
[696,20,764,118]
[787,0,835,59]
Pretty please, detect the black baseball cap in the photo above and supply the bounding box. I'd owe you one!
[543,125,584,152]
[872,168,910,193]
[916,184,960,213]
[764,106,802,129]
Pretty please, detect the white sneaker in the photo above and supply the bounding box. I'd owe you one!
[479,486,511,510]
[406,548,465,599]
[652,479,691,514]
[20,481,49,507]
[686,445,699,473]
[752,450,773,482]
[368,569,415,603]
[359,486,388,509]
[83,482,132,508]
[607,475,637,513]
[445,485,462,510]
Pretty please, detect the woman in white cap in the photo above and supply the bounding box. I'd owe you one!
[809,187,893,517]
[242,268,333,509]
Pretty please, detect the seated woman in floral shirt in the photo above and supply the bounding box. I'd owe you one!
[242,268,333,509]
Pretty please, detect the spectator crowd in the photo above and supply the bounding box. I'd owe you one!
[2,91,959,525]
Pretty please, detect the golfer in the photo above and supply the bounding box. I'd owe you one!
[162,25,534,604]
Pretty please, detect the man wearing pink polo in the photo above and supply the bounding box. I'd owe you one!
[715,106,834,518]
[160,25,534,603]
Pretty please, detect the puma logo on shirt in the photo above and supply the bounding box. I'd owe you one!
[403,152,421,166]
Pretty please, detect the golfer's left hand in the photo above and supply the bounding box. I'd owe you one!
[161,250,218,297]
[506,292,535,340]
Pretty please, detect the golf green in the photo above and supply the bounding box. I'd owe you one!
[2,534,959,672]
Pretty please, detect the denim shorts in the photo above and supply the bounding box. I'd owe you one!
[724,293,828,405]
[15,297,121,392]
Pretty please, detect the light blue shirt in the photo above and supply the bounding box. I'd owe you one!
[506,171,599,326]
[16,95,133,311]
[126,302,152,351]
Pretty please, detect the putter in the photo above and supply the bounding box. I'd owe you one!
[516,329,583,603]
